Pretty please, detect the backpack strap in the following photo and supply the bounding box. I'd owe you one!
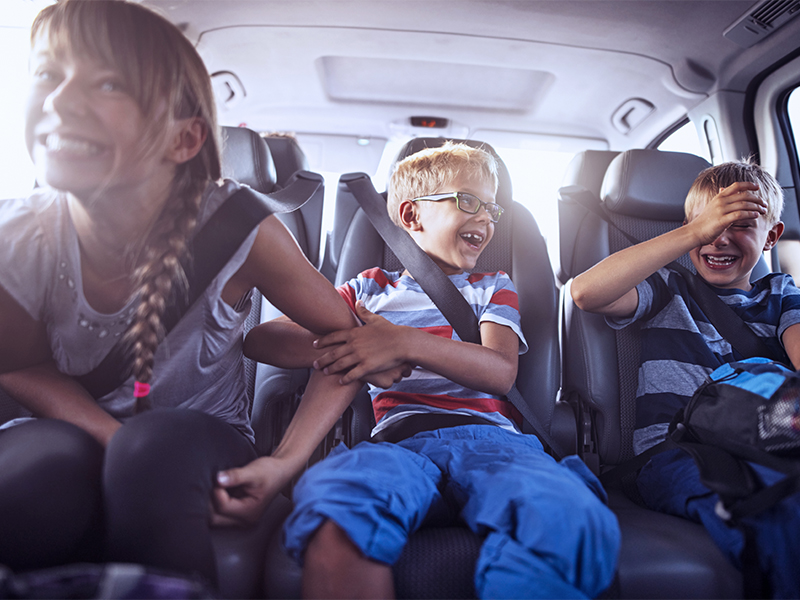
[598,437,677,487]
[340,173,480,345]
[75,174,323,399]
[559,185,774,360]
[341,173,568,459]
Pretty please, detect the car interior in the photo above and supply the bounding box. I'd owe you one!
[2,0,800,597]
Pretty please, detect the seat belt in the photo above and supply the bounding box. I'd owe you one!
[341,172,567,459]
[559,184,774,360]
[75,172,324,399]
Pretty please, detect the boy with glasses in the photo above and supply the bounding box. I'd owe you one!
[213,142,620,599]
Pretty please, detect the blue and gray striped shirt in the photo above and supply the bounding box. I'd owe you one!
[608,267,800,453]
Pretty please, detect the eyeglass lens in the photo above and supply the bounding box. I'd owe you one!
[457,193,502,222]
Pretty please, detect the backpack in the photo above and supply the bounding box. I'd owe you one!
[602,357,800,598]
[669,357,800,522]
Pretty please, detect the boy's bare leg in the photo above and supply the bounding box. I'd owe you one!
[302,520,395,599]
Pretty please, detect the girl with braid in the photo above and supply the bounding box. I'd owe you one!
[0,0,377,588]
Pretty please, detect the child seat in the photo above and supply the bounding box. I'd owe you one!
[259,137,572,598]
[559,149,762,598]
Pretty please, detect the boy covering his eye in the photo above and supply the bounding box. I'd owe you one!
[571,159,800,598]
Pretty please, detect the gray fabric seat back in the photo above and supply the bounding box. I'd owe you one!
[221,127,323,266]
[335,137,561,441]
[557,149,620,284]
[561,148,769,464]
[263,135,324,268]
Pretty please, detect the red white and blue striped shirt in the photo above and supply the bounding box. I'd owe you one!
[336,268,528,436]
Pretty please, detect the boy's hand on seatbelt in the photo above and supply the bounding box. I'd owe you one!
[312,301,414,385]
[687,181,766,246]
[210,456,294,526]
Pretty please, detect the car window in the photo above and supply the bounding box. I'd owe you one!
[0,2,48,200]
[313,139,577,274]
[788,86,800,161]
[777,86,800,279]
[656,121,710,162]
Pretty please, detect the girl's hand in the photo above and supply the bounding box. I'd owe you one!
[360,363,414,388]
[210,456,294,527]
[688,181,767,246]
[312,302,414,385]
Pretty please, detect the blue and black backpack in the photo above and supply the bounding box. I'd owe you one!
[603,357,800,598]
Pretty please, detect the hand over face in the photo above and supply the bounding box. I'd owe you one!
[688,181,767,246]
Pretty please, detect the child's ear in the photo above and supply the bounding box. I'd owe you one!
[764,221,785,251]
[398,200,422,231]
[166,117,207,164]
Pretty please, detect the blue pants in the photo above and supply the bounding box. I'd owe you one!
[284,425,620,599]
[638,448,800,599]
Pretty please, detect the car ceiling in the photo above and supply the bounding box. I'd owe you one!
[143,0,800,157]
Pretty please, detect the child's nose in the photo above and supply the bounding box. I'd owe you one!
[44,78,88,117]
[475,205,492,221]
[712,230,730,247]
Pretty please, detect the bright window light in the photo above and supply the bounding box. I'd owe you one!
[0,1,53,200]
[362,139,576,275]
[657,121,710,162]
[789,87,800,162]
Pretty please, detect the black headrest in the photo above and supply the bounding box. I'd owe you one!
[262,136,310,189]
[601,149,711,221]
[220,126,277,194]
[391,137,513,209]
[560,150,620,198]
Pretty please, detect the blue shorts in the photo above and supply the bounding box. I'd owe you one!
[638,448,800,599]
[284,425,620,599]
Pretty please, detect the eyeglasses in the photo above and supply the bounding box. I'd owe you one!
[411,191,504,223]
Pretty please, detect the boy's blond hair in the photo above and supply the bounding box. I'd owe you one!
[685,159,784,225]
[387,142,499,227]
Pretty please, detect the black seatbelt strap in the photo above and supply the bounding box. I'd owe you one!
[75,172,323,399]
[559,184,773,360]
[342,172,567,459]
[340,173,480,344]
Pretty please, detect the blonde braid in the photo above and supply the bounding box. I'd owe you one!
[126,172,205,413]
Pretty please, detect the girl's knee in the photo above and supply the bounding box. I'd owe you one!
[109,409,204,449]
[2,419,103,479]
[105,409,238,471]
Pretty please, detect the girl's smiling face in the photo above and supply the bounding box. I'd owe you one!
[25,39,170,203]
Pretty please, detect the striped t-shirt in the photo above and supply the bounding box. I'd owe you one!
[337,268,528,436]
[608,267,800,454]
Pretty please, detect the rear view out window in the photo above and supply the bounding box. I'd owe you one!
[657,121,710,162]
[788,87,800,163]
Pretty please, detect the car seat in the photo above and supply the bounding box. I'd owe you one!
[559,149,759,598]
[262,134,324,269]
[212,126,328,599]
[221,127,323,267]
[219,127,326,413]
[259,137,574,598]
[556,149,619,285]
